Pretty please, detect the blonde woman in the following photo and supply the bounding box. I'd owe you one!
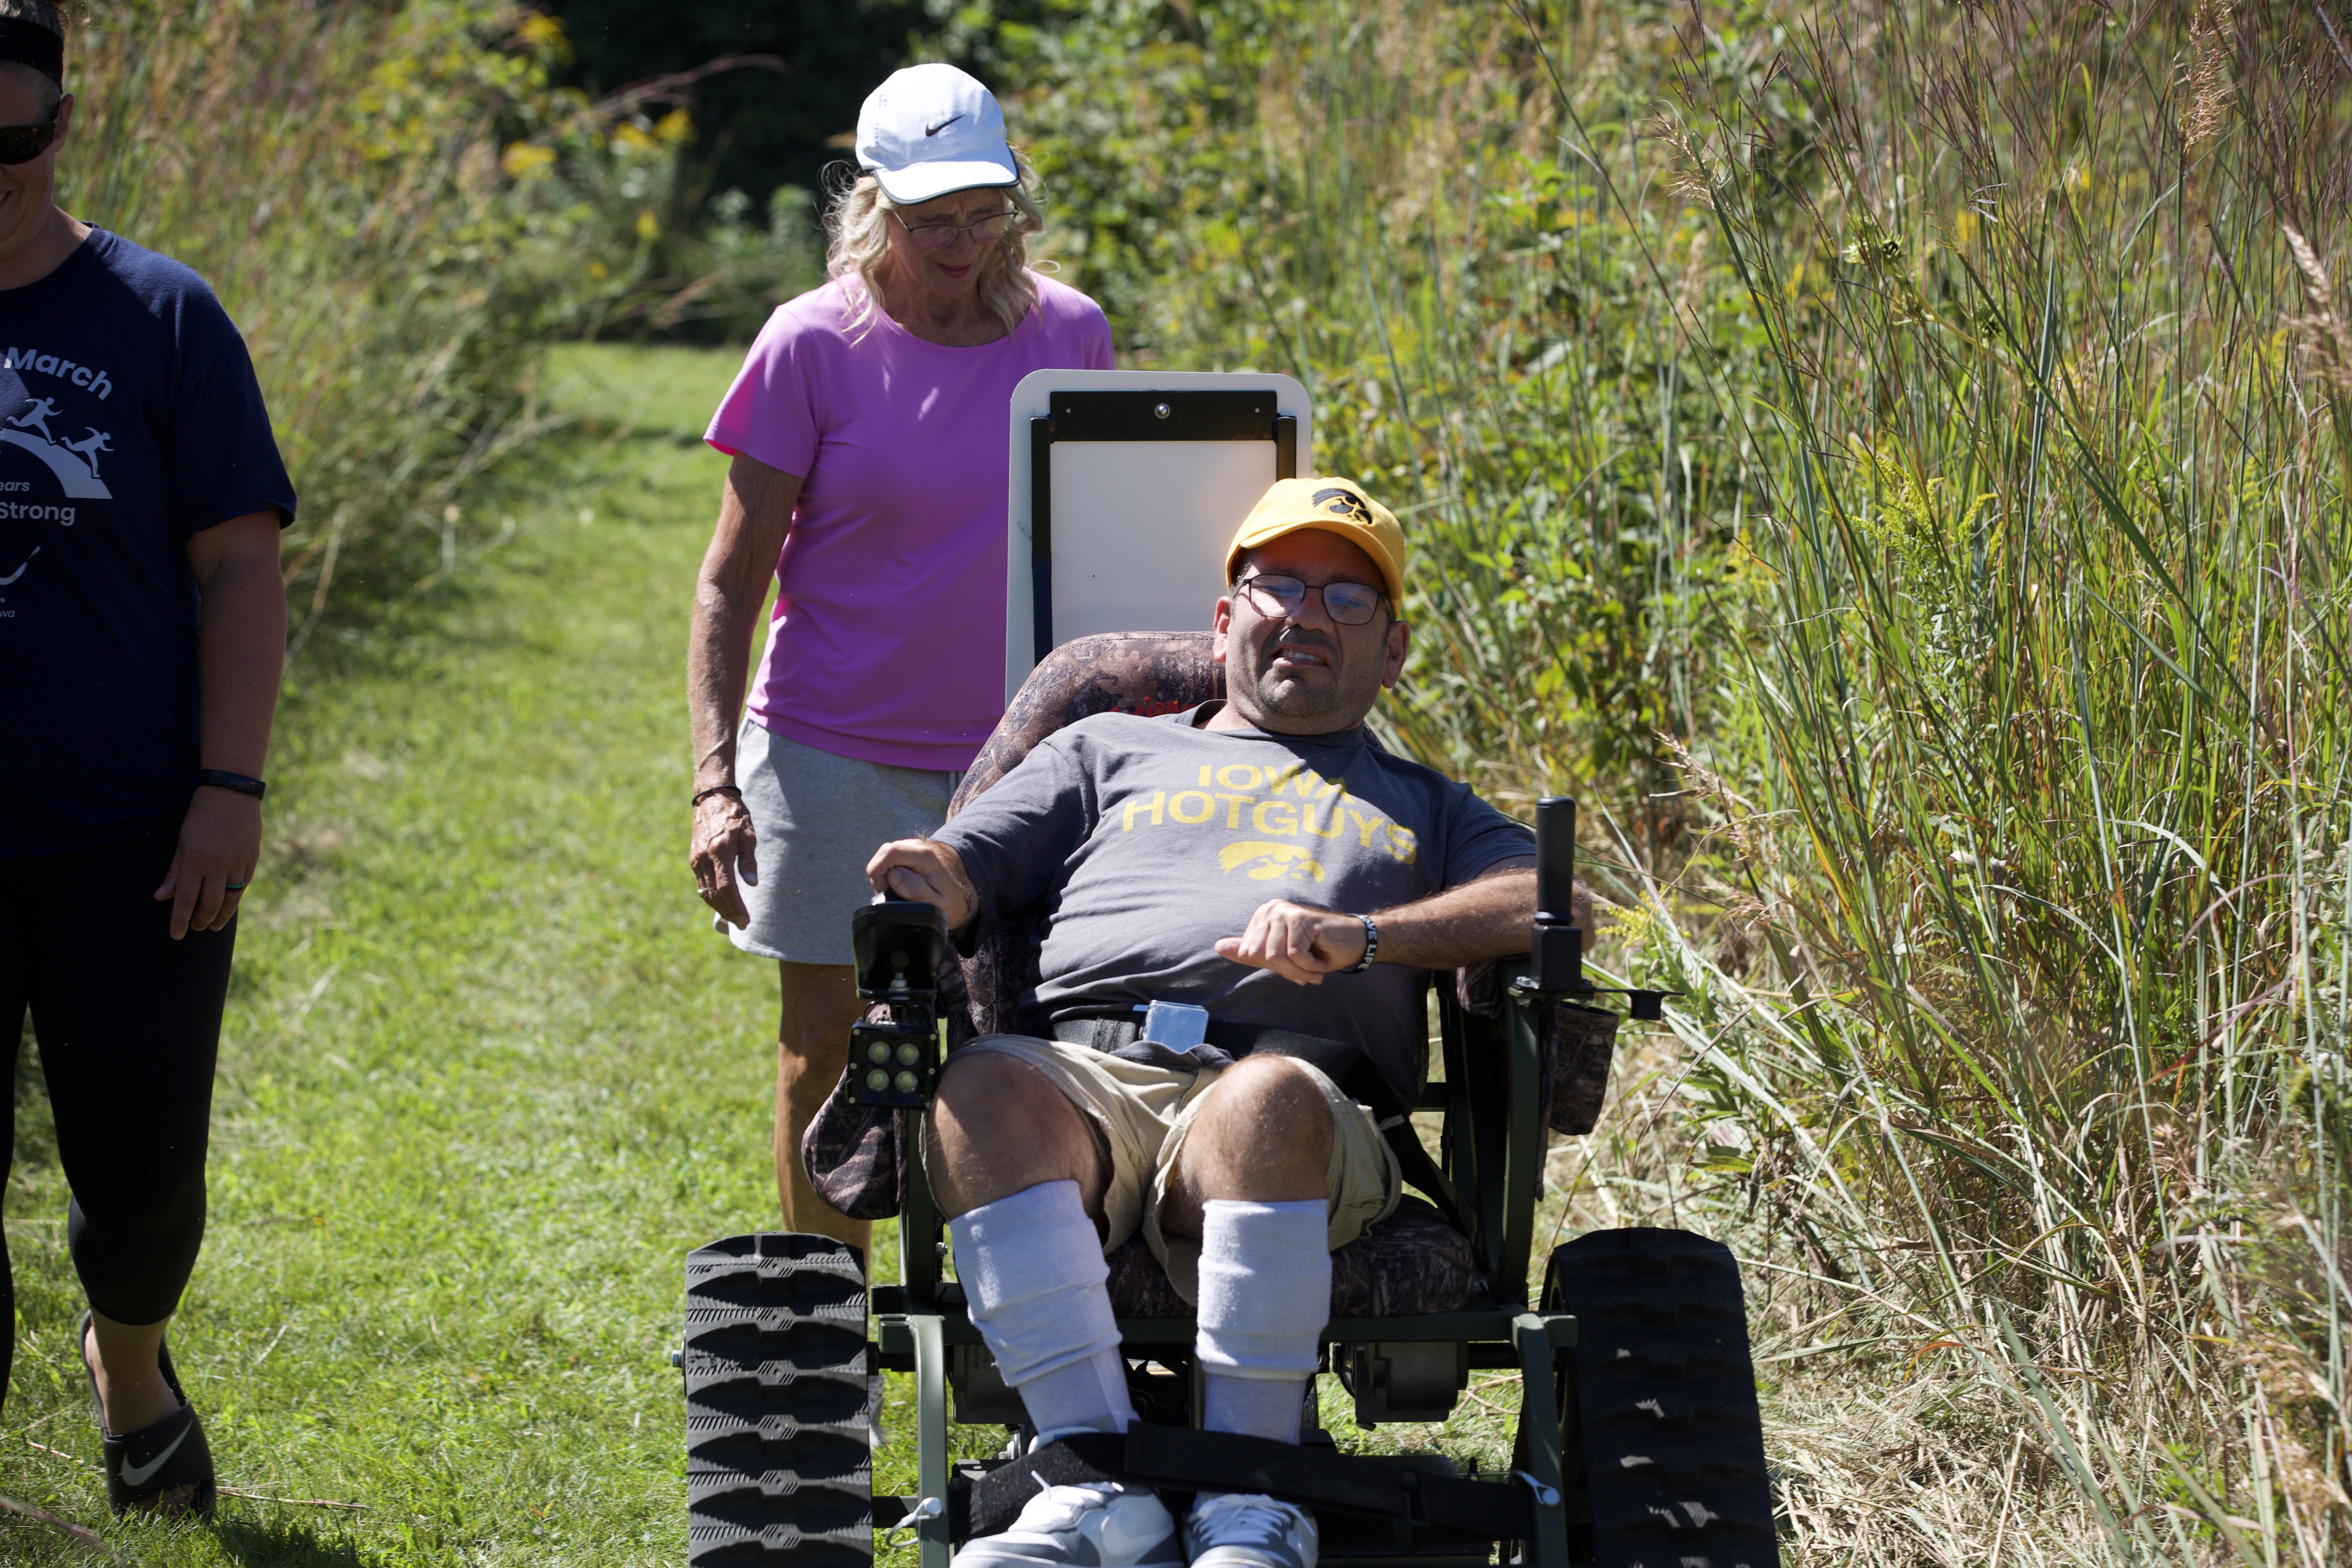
[687,65,1111,1258]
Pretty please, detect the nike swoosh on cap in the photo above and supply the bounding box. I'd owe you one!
[924,115,964,136]
[118,1422,191,1488]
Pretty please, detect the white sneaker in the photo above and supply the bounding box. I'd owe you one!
[1184,1491,1319,1568]
[955,1479,1183,1568]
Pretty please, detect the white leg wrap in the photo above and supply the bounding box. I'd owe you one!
[949,1179,1136,1435]
[1194,1198,1328,1442]
[1203,1371,1308,1444]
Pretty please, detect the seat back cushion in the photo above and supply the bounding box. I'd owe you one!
[949,631,1223,1033]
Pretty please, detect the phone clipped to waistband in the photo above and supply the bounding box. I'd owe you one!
[1138,1000,1211,1052]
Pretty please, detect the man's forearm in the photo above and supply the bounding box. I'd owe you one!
[1368,863,1552,970]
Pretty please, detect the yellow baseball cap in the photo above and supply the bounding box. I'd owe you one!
[1225,478,1407,606]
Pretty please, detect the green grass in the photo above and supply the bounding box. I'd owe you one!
[0,343,812,1565]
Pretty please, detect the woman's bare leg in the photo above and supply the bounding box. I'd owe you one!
[775,960,872,1254]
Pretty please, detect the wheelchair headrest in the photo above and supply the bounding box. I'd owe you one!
[951,631,1223,815]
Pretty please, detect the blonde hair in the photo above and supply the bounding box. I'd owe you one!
[823,152,1048,341]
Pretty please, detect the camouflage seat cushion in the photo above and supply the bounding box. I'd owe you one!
[1104,1198,1475,1319]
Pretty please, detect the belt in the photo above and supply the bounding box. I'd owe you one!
[1048,1012,1473,1243]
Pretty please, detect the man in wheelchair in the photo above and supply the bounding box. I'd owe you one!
[864,478,1583,1568]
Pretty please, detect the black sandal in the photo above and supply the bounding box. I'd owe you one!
[78,1312,218,1517]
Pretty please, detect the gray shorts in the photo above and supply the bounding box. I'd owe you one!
[721,717,959,966]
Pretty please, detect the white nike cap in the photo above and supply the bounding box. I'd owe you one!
[855,64,1019,206]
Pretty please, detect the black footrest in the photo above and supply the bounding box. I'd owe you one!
[960,1427,1532,1544]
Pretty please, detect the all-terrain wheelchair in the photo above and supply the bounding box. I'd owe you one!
[677,376,1777,1568]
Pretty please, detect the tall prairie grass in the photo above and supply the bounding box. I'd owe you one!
[1644,4,2352,1559]
[1016,0,2352,1559]
[58,0,566,638]
[56,1,810,640]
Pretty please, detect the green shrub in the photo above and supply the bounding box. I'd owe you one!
[61,0,603,635]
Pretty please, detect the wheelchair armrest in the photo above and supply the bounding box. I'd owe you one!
[1439,958,1622,1304]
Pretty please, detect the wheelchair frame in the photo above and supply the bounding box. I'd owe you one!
[869,950,1575,1568]
[684,803,1775,1568]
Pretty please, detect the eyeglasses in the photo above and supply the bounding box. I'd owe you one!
[0,104,60,167]
[894,209,1017,252]
[1234,572,1388,626]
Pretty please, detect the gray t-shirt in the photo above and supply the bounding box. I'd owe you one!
[935,704,1536,1104]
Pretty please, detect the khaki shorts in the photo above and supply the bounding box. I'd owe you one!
[948,1034,1402,1303]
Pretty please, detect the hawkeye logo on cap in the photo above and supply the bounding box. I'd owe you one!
[1313,487,1371,524]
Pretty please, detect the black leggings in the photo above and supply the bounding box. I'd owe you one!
[2,813,229,1413]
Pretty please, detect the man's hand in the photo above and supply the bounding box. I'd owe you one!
[1215,898,1368,985]
[867,838,978,931]
[692,793,759,928]
[155,786,261,939]
[1216,863,1549,984]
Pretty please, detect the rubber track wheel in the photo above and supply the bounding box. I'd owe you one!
[684,1233,871,1566]
[1543,1227,1778,1568]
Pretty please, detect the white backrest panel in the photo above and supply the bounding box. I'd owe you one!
[1004,370,1313,704]
[1045,441,1276,644]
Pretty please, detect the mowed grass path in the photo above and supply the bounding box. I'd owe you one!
[1,343,883,1566]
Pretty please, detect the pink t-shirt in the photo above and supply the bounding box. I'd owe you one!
[706,273,1113,771]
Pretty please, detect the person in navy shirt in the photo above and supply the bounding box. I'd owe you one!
[0,0,294,1516]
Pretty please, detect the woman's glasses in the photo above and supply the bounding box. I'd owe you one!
[0,105,60,167]
[1234,572,1388,626]
[894,209,1017,252]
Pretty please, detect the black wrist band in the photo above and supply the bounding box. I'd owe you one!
[1343,913,1379,972]
[693,784,743,807]
[196,769,267,800]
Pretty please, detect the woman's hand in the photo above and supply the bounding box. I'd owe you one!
[686,456,802,927]
[693,792,760,928]
[168,510,285,941]
[155,786,262,939]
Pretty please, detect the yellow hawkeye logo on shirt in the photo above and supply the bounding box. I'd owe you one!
[1218,842,1325,882]
[1118,761,1418,864]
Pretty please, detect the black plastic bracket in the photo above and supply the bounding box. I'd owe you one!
[1513,797,1679,1022]
[845,901,952,1108]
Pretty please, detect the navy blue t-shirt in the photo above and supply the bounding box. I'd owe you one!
[0,229,296,856]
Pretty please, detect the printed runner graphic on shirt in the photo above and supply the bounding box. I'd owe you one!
[2,394,112,497]
[0,363,110,597]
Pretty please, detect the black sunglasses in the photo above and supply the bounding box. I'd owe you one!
[0,102,61,167]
